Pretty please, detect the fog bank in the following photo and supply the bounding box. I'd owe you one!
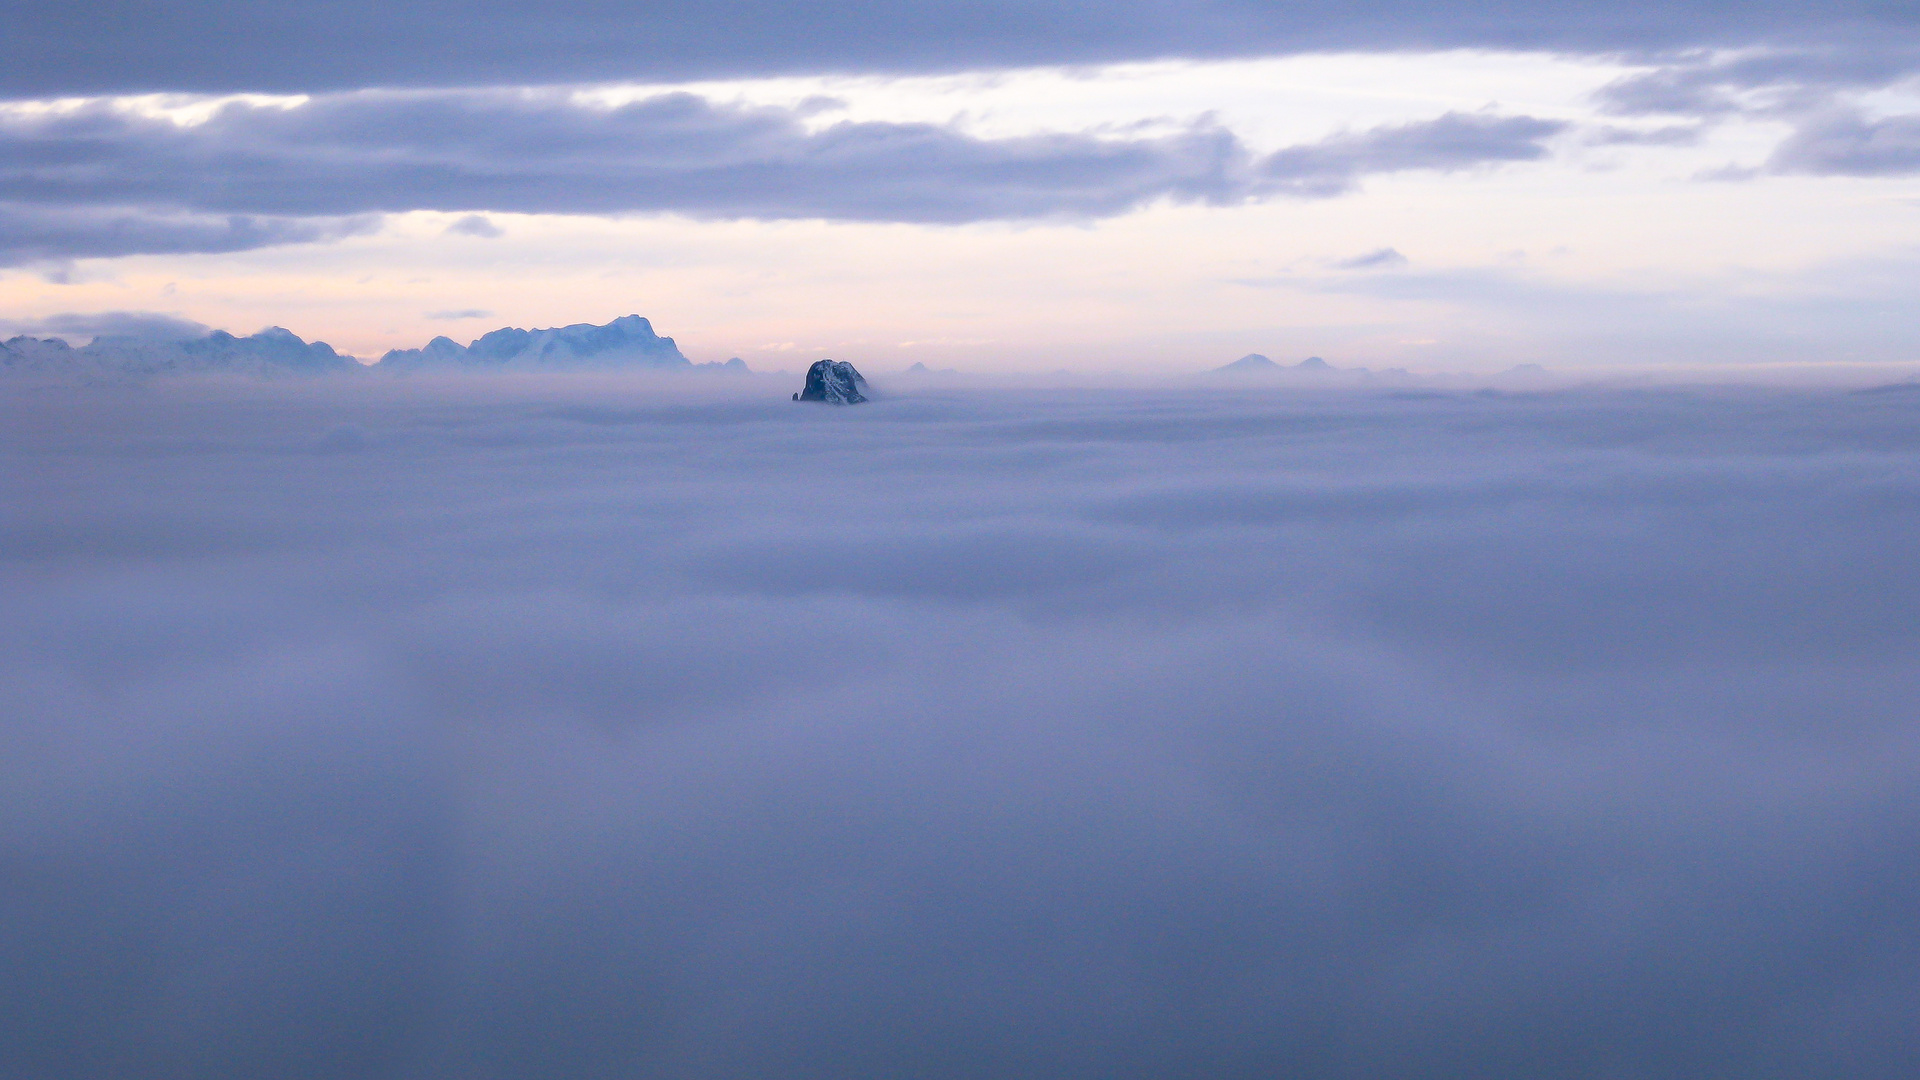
[4,381,1918,1078]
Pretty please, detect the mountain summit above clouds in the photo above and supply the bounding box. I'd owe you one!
[1,314,751,377]
[1213,353,1336,375]
[378,315,700,370]
[1,326,357,378]
[1216,353,1281,373]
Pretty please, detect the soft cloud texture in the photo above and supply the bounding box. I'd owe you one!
[6,0,1917,96]
[0,93,1565,255]
[1593,47,1920,178]
[4,380,1919,1077]
[1258,113,1565,196]
[445,214,502,238]
[0,203,379,266]
[1768,110,1920,175]
[1331,247,1408,269]
[0,309,210,341]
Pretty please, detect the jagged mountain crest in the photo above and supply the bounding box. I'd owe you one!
[378,314,691,369]
[2,325,355,376]
[797,359,868,404]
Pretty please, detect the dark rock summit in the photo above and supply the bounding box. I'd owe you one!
[797,360,868,404]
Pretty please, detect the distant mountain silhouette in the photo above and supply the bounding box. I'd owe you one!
[2,314,756,379]
[2,326,357,377]
[1213,353,1334,374]
[1215,353,1280,373]
[379,314,690,370]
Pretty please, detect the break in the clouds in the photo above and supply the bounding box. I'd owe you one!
[0,93,1565,261]
[7,0,1918,96]
[5,381,1920,1077]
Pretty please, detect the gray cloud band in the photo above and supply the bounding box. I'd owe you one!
[5,0,1918,97]
[0,204,379,266]
[0,94,1566,262]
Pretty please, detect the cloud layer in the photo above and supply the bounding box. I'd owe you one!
[4,380,1919,1077]
[0,94,1564,261]
[1594,47,1920,178]
[7,0,1917,97]
[0,203,377,266]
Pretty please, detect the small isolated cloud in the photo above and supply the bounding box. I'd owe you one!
[1333,247,1409,269]
[446,214,503,238]
[0,310,210,342]
[426,308,492,320]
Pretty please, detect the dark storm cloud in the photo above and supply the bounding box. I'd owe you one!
[4,380,1920,1078]
[0,203,380,266]
[6,0,1918,97]
[0,94,1564,256]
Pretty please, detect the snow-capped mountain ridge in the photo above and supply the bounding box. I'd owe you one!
[378,315,692,370]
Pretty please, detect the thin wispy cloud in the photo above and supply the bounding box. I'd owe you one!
[0,203,377,266]
[1767,110,1920,175]
[0,309,209,341]
[1332,246,1410,269]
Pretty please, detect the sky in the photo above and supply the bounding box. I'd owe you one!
[8,9,1920,1077]
[5,2,1920,371]
[6,378,1920,1077]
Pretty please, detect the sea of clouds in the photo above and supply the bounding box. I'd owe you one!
[4,376,1919,1078]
